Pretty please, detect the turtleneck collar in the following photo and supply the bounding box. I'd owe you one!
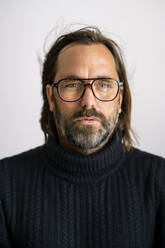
[45,132,124,183]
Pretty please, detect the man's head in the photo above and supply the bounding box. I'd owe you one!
[40,26,132,153]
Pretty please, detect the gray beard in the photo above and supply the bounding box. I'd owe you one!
[53,102,120,150]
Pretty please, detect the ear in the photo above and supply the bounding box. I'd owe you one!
[119,86,124,113]
[46,85,54,112]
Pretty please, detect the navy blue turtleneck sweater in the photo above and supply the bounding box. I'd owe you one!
[0,133,165,248]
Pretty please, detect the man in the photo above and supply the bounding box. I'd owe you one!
[0,26,165,248]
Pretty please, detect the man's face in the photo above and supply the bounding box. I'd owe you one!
[46,43,123,153]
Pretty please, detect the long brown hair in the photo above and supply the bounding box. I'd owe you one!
[40,26,134,151]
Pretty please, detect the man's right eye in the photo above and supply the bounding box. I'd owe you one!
[62,81,81,88]
[65,83,79,88]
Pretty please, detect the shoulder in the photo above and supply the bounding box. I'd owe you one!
[0,145,47,199]
[123,147,165,183]
[127,147,165,167]
[126,147,165,187]
[0,144,46,167]
[0,144,47,182]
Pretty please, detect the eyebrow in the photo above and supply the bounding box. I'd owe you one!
[57,74,114,80]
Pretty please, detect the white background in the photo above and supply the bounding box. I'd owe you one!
[0,0,165,158]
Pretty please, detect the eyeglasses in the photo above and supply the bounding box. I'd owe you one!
[51,78,124,102]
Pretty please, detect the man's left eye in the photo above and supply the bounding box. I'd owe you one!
[99,83,110,88]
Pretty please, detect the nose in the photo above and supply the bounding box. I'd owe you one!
[80,84,96,109]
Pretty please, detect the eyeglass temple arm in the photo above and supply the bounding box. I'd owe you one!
[51,83,58,87]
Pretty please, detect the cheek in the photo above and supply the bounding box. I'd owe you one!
[55,99,80,117]
[98,101,118,118]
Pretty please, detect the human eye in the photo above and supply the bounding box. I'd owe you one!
[61,80,81,89]
[66,83,79,88]
[99,83,109,88]
[97,80,112,89]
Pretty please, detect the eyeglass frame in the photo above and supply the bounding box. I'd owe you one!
[51,77,124,102]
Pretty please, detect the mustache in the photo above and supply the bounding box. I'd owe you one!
[71,107,107,122]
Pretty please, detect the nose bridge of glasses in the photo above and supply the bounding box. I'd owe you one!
[82,78,95,90]
[80,80,97,107]
[81,81,96,100]
[80,79,96,101]
[84,83,93,89]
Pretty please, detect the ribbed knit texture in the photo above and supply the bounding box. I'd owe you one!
[0,133,165,248]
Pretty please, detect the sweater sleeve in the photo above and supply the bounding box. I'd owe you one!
[0,160,13,248]
[154,158,165,247]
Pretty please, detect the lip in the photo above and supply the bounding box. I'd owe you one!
[75,117,100,125]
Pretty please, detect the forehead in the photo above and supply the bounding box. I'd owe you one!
[55,43,118,80]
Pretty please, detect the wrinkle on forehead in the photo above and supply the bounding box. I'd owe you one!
[55,43,119,81]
